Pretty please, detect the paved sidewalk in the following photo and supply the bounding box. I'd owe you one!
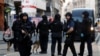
[1,43,100,56]
[0,31,3,40]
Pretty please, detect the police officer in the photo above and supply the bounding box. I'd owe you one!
[37,15,49,54]
[12,13,35,56]
[62,12,77,56]
[78,11,93,56]
[12,15,20,51]
[50,14,63,56]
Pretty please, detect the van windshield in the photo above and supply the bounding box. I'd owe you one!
[72,9,94,23]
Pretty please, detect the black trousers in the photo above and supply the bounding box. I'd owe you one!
[39,34,48,52]
[13,38,19,51]
[79,35,93,56]
[18,40,32,56]
[18,45,31,56]
[14,42,18,51]
[63,38,77,56]
[51,37,62,55]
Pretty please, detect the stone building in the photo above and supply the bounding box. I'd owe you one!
[0,0,4,31]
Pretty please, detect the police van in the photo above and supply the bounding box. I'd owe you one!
[72,8,95,41]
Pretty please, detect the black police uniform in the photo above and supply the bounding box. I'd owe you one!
[12,19,20,51]
[19,20,34,56]
[63,19,77,56]
[12,13,35,56]
[50,14,63,56]
[79,18,93,56]
[37,15,49,53]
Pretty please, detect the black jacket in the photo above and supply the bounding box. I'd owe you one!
[12,20,35,42]
[50,20,63,37]
[82,18,92,35]
[12,20,22,38]
[20,21,35,34]
[50,14,63,37]
[37,20,49,34]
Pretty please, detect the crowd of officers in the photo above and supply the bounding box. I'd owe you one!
[5,11,93,56]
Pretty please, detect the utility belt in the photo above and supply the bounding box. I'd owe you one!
[52,32,62,37]
[65,34,72,38]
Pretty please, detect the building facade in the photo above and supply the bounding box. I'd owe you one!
[21,0,46,17]
[52,0,64,16]
[13,0,46,17]
[0,0,4,31]
[61,1,73,22]
[4,0,15,28]
[4,0,14,6]
[73,0,86,8]
[13,0,64,17]
[66,2,73,12]
[73,0,95,9]
[45,0,64,17]
[95,0,100,18]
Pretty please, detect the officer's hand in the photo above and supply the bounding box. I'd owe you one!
[22,30,26,34]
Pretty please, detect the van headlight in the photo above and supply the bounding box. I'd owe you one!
[90,27,94,31]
